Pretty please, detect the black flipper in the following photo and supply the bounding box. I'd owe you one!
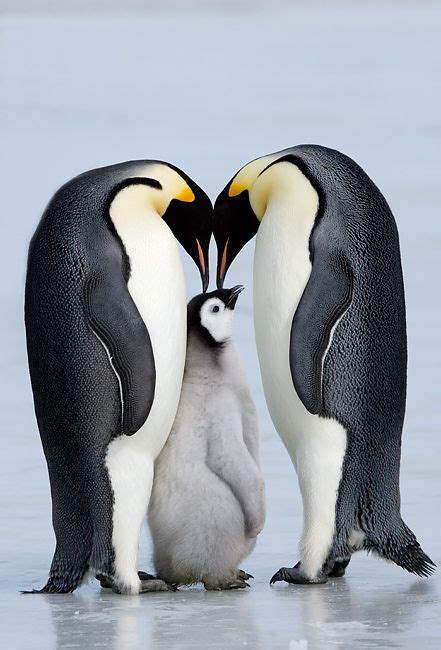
[84,272,156,435]
[290,252,353,415]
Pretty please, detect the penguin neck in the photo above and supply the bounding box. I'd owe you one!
[111,207,178,303]
[107,184,175,287]
[250,161,319,224]
[184,331,231,380]
[253,163,319,394]
[253,162,319,313]
[110,182,169,221]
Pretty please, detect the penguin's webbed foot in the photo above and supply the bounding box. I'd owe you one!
[138,577,177,593]
[137,570,159,582]
[108,577,176,594]
[237,569,254,581]
[270,561,328,585]
[328,558,351,578]
[204,575,251,590]
[96,573,114,589]
[97,570,175,593]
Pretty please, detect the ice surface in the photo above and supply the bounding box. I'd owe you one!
[0,2,440,648]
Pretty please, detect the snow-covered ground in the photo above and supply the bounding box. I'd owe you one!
[0,2,440,648]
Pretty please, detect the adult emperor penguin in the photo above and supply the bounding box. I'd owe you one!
[213,145,435,584]
[25,160,211,594]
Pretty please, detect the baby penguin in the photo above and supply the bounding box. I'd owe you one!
[148,286,265,590]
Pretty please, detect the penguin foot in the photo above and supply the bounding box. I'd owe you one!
[205,576,251,590]
[138,578,177,593]
[96,573,113,589]
[137,571,159,582]
[109,577,176,594]
[270,562,328,585]
[328,558,351,578]
[237,569,254,581]
[96,571,161,590]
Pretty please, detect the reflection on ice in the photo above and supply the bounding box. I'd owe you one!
[47,593,147,650]
[273,579,436,649]
[30,577,438,650]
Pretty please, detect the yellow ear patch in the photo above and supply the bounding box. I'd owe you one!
[227,153,282,198]
[228,180,248,197]
[175,185,195,203]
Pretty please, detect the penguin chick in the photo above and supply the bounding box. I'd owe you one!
[148,286,265,590]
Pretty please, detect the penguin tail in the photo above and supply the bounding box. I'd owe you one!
[20,585,74,595]
[21,550,90,594]
[365,519,436,577]
[20,580,79,594]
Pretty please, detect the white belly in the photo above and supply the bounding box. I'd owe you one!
[104,210,186,591]
[253,198,328,452]
[111,211,186,457]
[253,196,347,579]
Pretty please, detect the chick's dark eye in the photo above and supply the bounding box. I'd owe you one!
[212,305,220,313]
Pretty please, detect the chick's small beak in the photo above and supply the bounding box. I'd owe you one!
[227,284,244,309]
[196,238,209,292]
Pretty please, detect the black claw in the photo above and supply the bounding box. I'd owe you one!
[270,563,327,585]
[270,568,289,585]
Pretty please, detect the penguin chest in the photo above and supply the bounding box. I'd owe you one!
[253,201,345,464]
[121,213,186,458]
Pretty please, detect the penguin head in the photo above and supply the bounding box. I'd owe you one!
[213,150,317,288]
[109,161,212,291]
[212,153,281,287]
[187,285,244,346]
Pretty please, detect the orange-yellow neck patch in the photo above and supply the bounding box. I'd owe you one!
[175,185,195,202]
[228,180,248,197]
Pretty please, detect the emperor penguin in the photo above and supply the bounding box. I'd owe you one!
[25,160,212,594]
[148,286,265,590]
[212,145,435,584]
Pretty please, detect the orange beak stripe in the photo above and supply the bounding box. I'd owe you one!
[196,238,205,276]
[220,238,229,280]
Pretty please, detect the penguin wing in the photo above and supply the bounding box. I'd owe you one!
[206,394,265,538]
[84,272,156,436]
[290,252,353,415]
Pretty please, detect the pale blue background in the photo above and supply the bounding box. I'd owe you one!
[0,1,440,648]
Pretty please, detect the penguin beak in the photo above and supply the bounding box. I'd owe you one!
[226,285,244,309]
[161,179,212,293]
[196,238,209,293]
[217,238,229,289]
[213,188,260,289]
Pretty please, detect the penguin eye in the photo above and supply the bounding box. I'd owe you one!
[212,305,220,313]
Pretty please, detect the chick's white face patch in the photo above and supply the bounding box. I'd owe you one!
[200,298,233,343]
